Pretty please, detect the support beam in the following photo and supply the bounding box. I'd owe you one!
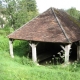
[29,43,37,63]
[77,41,80,61]
[9,39,14,58]
[60,45,65,51]
[64,44,71,64]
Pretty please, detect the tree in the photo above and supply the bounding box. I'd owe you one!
[66,7,80,21]
[0,0,6,28]
[0,17,5,28]
[3,0,38,30]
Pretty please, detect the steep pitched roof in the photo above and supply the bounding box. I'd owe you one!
[8,7,80,43]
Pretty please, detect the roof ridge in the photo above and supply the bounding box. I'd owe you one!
[51,8,71,43]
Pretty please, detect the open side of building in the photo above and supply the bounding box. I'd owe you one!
[8,7,80,64]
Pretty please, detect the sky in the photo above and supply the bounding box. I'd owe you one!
[36,0,80,13]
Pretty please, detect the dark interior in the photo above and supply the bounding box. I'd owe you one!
[29,42,77,64]
[69,42,77,61]
[37,42,64,64]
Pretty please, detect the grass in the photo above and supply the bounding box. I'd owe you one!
[0,28,80,80]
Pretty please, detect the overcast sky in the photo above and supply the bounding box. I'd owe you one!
[36,0,80,13]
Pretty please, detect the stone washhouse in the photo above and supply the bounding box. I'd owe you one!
[8,7,80,64]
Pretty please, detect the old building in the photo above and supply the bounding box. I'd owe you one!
[8,7,80,64]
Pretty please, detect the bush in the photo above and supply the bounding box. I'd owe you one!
[13,40,29,57]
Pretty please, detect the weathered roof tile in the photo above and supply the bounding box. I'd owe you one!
[8,7,80,43]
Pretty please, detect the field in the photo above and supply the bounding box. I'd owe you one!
[0,28,80,80]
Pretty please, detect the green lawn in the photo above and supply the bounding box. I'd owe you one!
[0,53,80,80]
[0,28,80,80]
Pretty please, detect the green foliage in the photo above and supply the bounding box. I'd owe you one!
[0,27,13,36]
[13,40,29,57]
[0,17,5,24]
[0,17,5,28]
[66,7,80,21]
[0,36,9,51]
[2,0,38,30]
[0,1,6,28]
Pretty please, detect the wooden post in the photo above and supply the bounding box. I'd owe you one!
[77,41,80,61]
[29,43,37,63]
[64,44,71,64]
[9,39,14,58]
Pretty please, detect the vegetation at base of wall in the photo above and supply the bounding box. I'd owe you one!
[0,29,80,80]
